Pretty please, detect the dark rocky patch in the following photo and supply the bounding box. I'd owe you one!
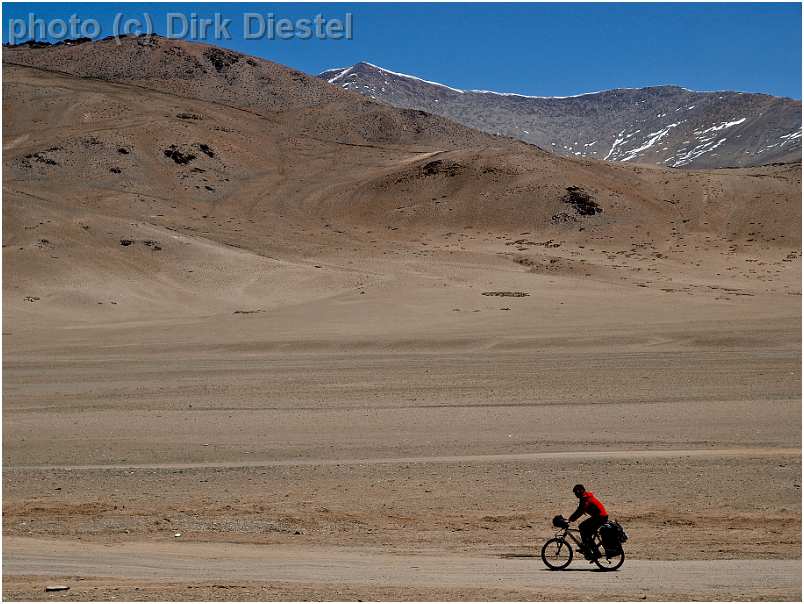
[23,151,59,166]
[563,186,602,216]
[197,144,215,158]
[163,145,196,165]
[204,48,240,72]
[402,109,429,119]
[421,160,463,177]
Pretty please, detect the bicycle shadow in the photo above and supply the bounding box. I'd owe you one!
[542,566,614,572]
[499,553,614,572]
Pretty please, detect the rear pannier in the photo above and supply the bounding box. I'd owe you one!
[599,520,628,555]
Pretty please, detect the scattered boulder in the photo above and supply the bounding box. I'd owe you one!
[481,291,529,297]
[7,37,87,50]
[81,136,101,147]
[22,149,60,166]
[137,35,157,48]
[163,145,196,165]
[551,211,577,224]
[5,40,53,49]
[62,37,92,47]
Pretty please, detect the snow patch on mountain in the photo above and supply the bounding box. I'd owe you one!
[619,122,682,162]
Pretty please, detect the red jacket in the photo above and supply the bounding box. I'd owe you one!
[570,492,607,521]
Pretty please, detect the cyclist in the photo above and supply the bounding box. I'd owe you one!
[568,484,608,558]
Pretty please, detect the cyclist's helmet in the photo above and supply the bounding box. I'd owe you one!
[552,514,569,528]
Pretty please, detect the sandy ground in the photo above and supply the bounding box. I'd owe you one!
[4,288,801,600]
[3,538,801,601]
[3,38,802,600]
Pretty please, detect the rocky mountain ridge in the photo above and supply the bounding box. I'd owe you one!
[320,62,802,169]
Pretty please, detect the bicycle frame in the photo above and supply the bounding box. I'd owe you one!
[554,526,601,552]
[554,526,583,546]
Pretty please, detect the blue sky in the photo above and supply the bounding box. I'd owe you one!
[3,3,802,99]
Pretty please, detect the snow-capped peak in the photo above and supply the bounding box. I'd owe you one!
[328,62,466,93]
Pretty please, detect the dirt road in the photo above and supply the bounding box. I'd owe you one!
[4,537,800,601]
[6,447,800,472]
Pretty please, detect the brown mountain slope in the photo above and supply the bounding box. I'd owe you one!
[3,35,496,149]
[2,38,801,325]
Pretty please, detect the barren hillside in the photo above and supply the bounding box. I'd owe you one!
[4,36,801,324]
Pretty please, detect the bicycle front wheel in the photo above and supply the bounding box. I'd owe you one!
[594,548,625,571]
[541,537,573,570]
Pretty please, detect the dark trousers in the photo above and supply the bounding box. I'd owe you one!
[579,515,608,550]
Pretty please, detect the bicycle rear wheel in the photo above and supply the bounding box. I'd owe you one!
[594,548,625,571]
[541,537,573,570]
